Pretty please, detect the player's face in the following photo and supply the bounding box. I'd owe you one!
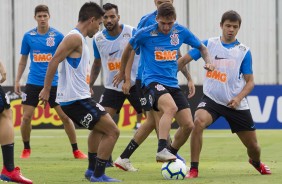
[157,16,175,34]
[34,12,50,28]
[154,0,173,8]
[88,17,103,38]
[220,20,240,43]
[103,8,120,31]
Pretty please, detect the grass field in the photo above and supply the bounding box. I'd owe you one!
[4,129,281,184]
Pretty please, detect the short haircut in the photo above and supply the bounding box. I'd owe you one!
[103,3,119,14]
[34,4,49,16]
[220,10,242,27]
[157,2,176,19]
[78,1,105,22]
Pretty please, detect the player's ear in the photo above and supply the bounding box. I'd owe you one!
[117,15,120,21]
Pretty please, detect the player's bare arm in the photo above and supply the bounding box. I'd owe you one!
[198,44,215,71]
[227,74,254,109]
[0,61,7,84]
[180,65,195,98]
[89,58,102,95]
[39,34,82,106]
[121,44,135,94]
[177,53,193,71]
[14,55,28,95]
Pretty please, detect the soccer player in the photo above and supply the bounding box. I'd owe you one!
[113,0,194,171]
[14,4,87,159]
[117,3,213,163]
[90,3,143,167]
[39,2,120,182]
[178,10,272,178]
[0,61,32,184]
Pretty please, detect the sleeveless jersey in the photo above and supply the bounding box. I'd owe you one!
[203,37,250,110]
[20,27,64,86]
[94,25,139,91]
[56,29,91,102]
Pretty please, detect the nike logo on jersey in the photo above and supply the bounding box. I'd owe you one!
[109,50,119,56]
[215,55,227,60]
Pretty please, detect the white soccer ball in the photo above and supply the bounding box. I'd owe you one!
[161,159,187,180]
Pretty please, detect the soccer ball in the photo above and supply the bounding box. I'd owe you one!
[161,159,187,180]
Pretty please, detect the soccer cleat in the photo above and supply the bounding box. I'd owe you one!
[20,149,31,159]
[176,153,186,164]
[249,159,271,175]
[73,150,87,159]
[90,174,121,182]
[85,169,94,181]
[185,168,198,178]
[0,166,33,184]
[156,148,177,162]
[114,157,138,172]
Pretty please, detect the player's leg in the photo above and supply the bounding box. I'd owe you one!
[236,131,271,175]
[20,104,35,158]
[54,105,87,159]
[0,107,32,184]
[114,110,156,171]
[90,113,120,182]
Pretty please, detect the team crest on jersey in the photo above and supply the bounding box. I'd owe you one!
[29,31,37,35]
[123,33,131,38]
[48,31,56,36]
[155,84,165,91]
[150,30,158,36]
[46,37,55,47]
[170,33,179,46]
[197,102,206,108]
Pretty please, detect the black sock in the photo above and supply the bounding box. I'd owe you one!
[168,145,178,155]
[120,139,139,159]
[158,139,167,152]
[2,143,15,172]
[251,160,261,168]
[108,155,113,163]
[88,152,97,171]
[190,162,199,170]
[71,143,78,152]
[23,141,30,149]
[94,158,107,177]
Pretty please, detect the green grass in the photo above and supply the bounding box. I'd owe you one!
[5,129,281,183]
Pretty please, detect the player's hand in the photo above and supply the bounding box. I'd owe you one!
[90,87,94,96]
[39,88,50,108]
[0,73,6,83]
[204,63,215,71]
[227,97,241,109]
[187,80,195,98]
[14,81,22,95]
[122,81,131,95]
[112,71,124,88]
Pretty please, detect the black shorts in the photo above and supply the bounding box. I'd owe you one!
[146,82,190,112]
[99,86,142,114]
[61,98,107,130]
[135,79,152,112]
[22,84,58,108]
[197,95,256,133]
[0,86,10,113]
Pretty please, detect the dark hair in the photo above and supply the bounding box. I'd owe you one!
[157,2,176,19]
[34,4,49,16]
[78,1,104,22]
[103,3,119,14]
[220,10,242,27]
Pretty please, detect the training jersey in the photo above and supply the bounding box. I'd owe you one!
[20,27,63,86]
[130,23,202,88]
[136,11,157,81]
[56,29,91,103]
[189,37,252,110]
[93,24,139,91]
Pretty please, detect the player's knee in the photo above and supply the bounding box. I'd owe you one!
[22,115,32,124]
[194,117,207,130]
[163,105,178,117]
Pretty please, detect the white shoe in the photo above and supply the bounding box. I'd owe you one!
[156,148,176,162]
[114,157,138,172]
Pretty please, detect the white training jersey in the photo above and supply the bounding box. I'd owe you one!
[94,24,140,91]
[56,29,91,102]
[203,37,250,110]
